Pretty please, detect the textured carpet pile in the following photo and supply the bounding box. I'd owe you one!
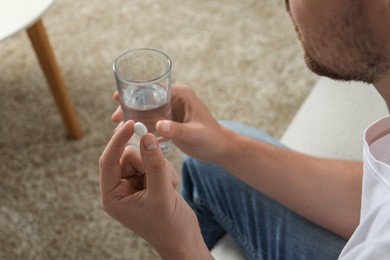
[0,0,316,259]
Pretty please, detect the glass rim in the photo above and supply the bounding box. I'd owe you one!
[113,48,172,85]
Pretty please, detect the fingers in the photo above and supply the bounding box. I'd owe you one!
[100,120,135,195]
[112,105,123,123]
[114,121,124,132]
[112,91,123,123]
[113,91,120,101]
[167,162,179,189]
[120,146,146,178]
[140,134,171,195]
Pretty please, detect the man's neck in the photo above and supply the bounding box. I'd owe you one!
[373,72,390,112]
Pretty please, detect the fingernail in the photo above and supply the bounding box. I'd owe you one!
[143,134,158,151]
[160,121,170,133]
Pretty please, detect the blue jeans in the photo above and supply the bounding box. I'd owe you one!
[181,121,347,260]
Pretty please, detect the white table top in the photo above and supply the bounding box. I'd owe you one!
[0,0,54,41]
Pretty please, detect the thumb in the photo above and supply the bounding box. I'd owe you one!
[140,134,170,195]
[156,120,192,142]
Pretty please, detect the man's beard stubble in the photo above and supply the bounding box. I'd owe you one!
[301,31,390,84]
[286,0,390,84]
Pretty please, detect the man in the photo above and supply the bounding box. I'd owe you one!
[99,0,390,259]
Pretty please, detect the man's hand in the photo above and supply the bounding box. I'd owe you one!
[99,120,212,259]
[112,85,235,163]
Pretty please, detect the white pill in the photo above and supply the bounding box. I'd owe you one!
[134,122,148,137]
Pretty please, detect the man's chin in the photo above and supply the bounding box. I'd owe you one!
[304,53,370,83]
[305,57,348,81]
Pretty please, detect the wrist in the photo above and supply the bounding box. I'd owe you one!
[155,230,213,260]
[151,211,213,260]
[212,126,243,166]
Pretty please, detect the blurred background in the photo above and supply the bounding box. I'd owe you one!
[0,0,316,259]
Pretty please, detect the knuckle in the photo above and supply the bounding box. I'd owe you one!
[126,145,140,155]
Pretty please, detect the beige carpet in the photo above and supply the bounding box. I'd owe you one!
[0,0,317,259]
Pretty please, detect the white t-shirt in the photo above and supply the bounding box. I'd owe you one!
[339,116,390,259]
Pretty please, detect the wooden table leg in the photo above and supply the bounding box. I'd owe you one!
[26,19,82,139]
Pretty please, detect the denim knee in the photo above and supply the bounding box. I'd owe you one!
[181,156,211,202]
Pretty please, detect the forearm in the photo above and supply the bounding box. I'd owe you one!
[214,128,363,239]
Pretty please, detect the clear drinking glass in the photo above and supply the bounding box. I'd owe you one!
[113,48,172,154]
